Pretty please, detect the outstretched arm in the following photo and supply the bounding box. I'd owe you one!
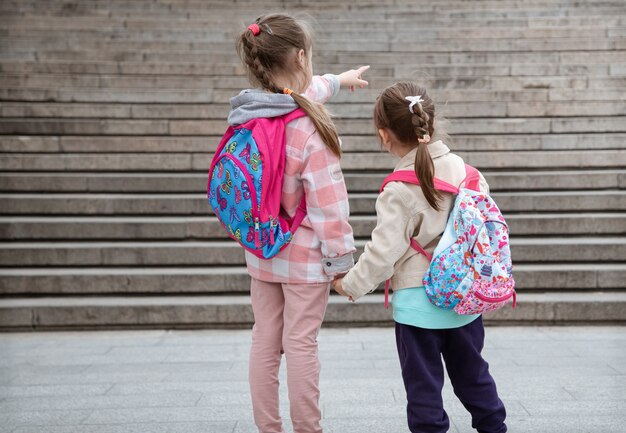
[303,65,370,103]
[338,65,370,92]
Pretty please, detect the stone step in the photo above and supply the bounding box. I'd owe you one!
[2,116,625,136]
[3,133,625,154]
[5,49,624,69]
[220,87,626,104]
[0,60,623,79]
[1,237,623,267]
[1,7,623,29]
[1,57,621,80]
[2,101,625,119]
[334,117,626,136]
[0,60,242,76]
[3,24,617,40]
[1,190,623,215]
[2,0,621,13]
[5,86,625,104]
[0,28,617,48]
[4,74,624,93]
[1,74,622,97]
[1,150,625,172]
[321,50,626,67]
[1,214,623,240]
[3,0,622,11]
[2,170,623,193]
[0,86,215,103]
[1,6,622,26]
[0,264,624,295]
[1,291,625,330]
[3,38,617,54]
[384,7,626,21]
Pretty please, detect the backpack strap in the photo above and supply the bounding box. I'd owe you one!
[380,171,459,194]
[410,239,433,261]
[384,239,433,309]
[282,108,307,124]
[461,164,481,192]
[288,196,307,233]
[282,108,308,231]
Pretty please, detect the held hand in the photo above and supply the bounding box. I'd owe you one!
[338,65,370,92]
[332,277,353,301]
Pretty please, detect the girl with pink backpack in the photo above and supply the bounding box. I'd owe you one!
[333,82,509,433]
[224,13,368,433]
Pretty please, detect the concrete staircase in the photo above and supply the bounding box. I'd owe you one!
[1,0,625,330]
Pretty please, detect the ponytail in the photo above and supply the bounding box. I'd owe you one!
[290,91,341,157]
[414,143,442,211]
[409,92,442,211]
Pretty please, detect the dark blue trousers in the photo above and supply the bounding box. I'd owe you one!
[395,316,507,433]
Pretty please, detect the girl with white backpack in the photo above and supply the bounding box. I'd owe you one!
[332,82,510,433]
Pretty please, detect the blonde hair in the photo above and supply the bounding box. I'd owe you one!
[374,82,443,211]
[237,13,341,157]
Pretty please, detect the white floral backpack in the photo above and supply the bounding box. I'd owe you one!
[381,164,516,315]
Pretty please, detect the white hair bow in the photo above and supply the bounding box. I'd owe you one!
[405,95,423,114]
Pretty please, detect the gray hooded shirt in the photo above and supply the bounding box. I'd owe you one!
[227,74,340,126]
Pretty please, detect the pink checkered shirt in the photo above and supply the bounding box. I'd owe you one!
[245,75,356,284]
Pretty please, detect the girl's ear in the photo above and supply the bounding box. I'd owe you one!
[296,49,306,68]
[378,128,392,150]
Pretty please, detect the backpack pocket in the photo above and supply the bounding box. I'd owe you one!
[424,243,472,310]
[453,254,516,315]
[208,152,292,259]
[209,153,260,249]
[454,277,516,315]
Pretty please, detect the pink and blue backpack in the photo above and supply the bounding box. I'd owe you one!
[208,109,307,259]
[381,164,516,315]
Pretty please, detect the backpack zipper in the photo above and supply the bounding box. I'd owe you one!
[475,290,516,308]
[254,217,261,249]
[269,216,275,245]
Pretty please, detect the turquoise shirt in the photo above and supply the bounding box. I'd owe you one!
[392,287,480,329]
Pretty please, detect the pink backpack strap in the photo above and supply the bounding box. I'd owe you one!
[280,108,308,232]
[380,170,459,194]
[288,196,307,232]
[410,239,432,261]
[461,164,481,192]
[282,108,307,124]
[384,239,433,309]
[384,280,391,309]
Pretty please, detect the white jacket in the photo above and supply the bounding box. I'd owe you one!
[342,140,489,301]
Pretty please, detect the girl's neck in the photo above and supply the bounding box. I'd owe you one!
[390,145,416,159]
[271,72,308,94]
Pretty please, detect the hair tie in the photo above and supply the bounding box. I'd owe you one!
[405,95,423,114]
[247,23,260,36]
[283,88,293,95]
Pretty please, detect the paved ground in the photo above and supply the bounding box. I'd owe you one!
[0,326,624,433]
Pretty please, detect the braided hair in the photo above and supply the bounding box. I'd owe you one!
[373,82,443,211]
[237,14,341,157]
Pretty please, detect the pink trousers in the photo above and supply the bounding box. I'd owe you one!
[249,277,330,433]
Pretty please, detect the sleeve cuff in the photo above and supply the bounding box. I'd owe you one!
[322,74,340,98]
[322,253,354,276]
[341,272,366,301]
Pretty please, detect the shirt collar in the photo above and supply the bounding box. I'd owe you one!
[394,140,450,170]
